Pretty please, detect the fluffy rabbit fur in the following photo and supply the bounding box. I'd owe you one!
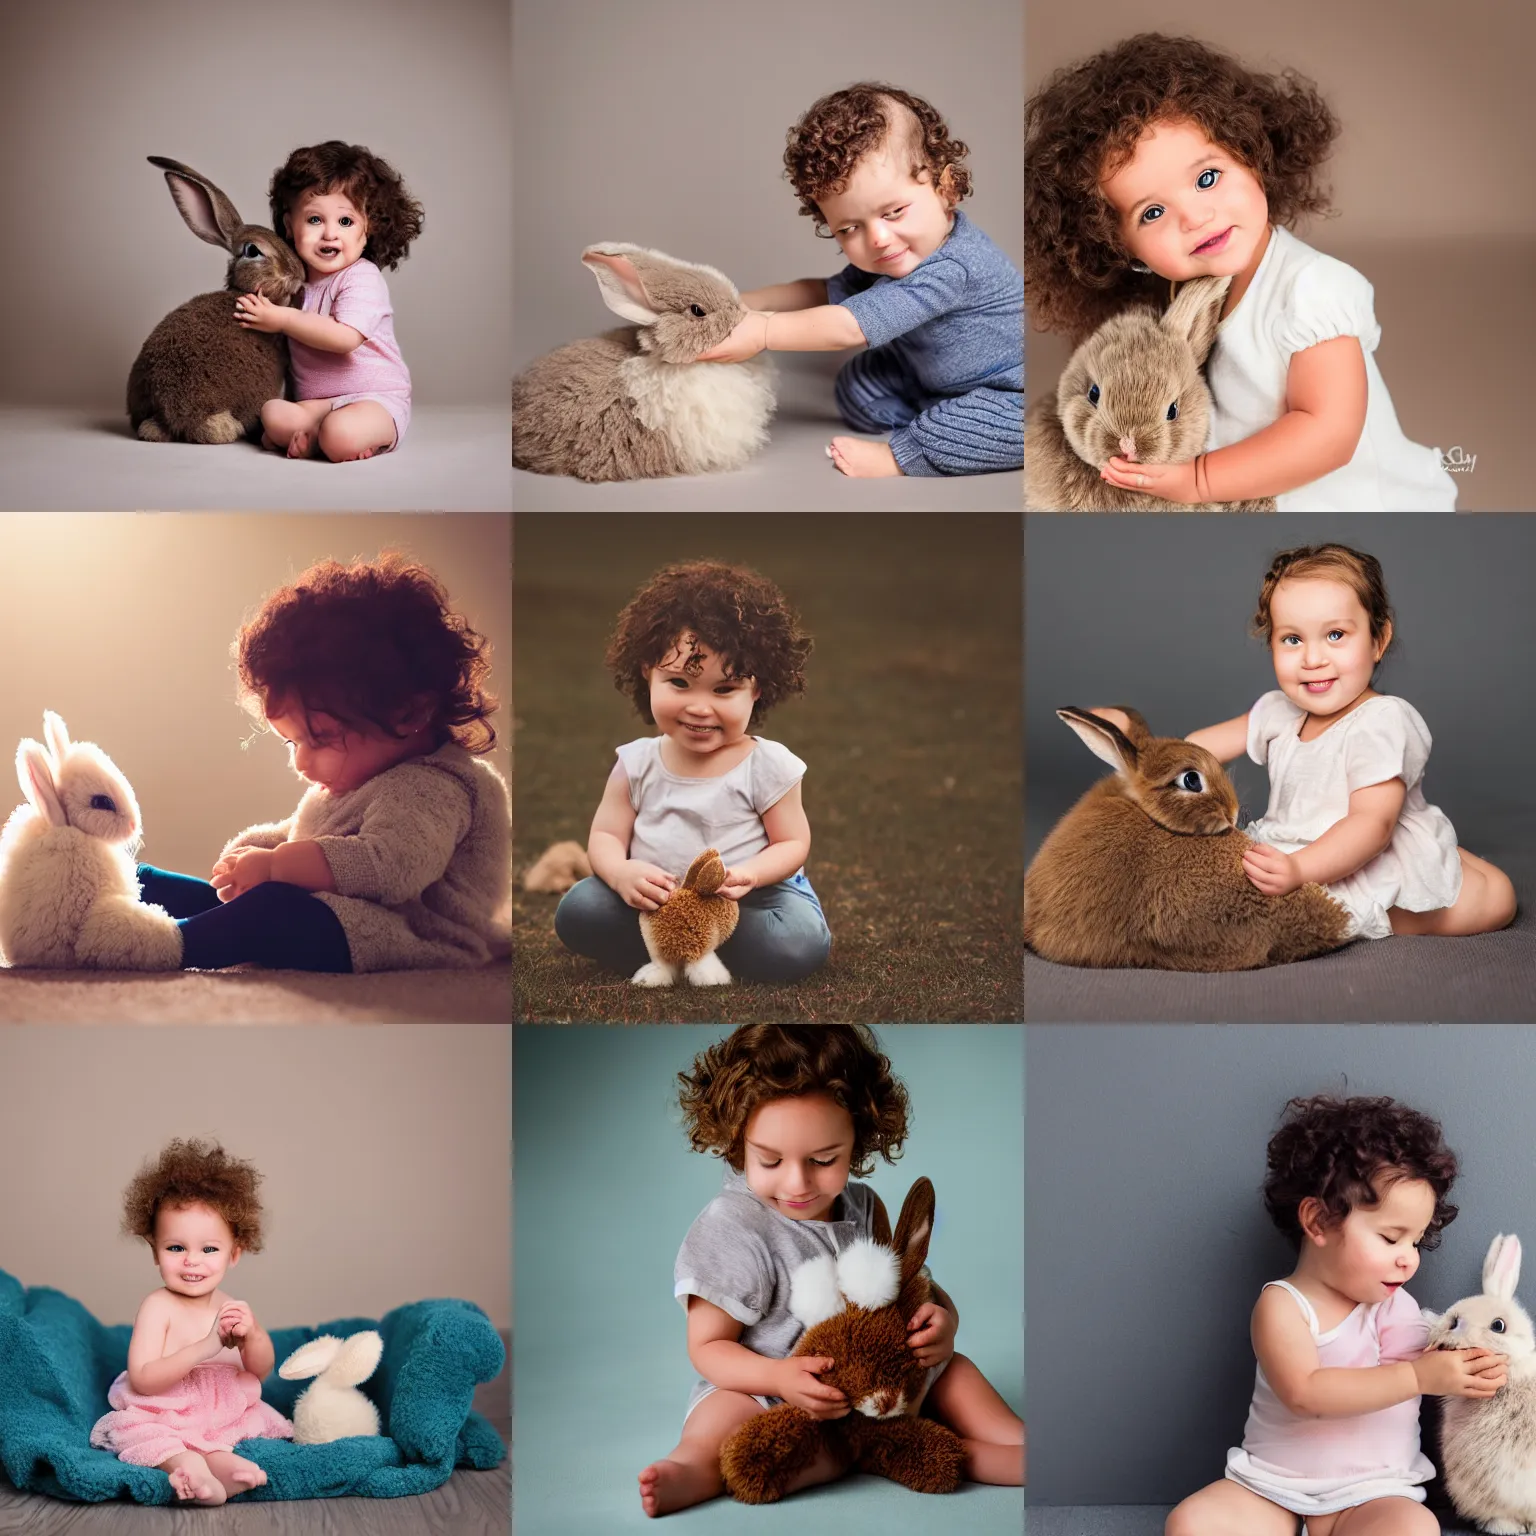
[1024,275,1274,512]
[522,839,592,894]
[720,1176,966,1504]
[1024,707,1352,970]
[1425,1235,1536,1534]
[512,244,777,482]
[0,711,182,969]
[632,847,740,987]
[278,1330,385,1444]
[128,156,305,445]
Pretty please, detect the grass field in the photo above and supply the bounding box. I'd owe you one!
[513,512,1023,1023]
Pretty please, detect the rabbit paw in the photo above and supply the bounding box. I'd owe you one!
[632,961,678,988]
[685,952,732,987]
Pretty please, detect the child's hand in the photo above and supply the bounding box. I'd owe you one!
[217,1300,256,1347]
[695,311,769,364]
[906,1302,957,1369]
[212,847,274,902]
[1099,457,1199,504]
[773,1355,850,1418]
[1242,843,1304,897]
[715,866,755,901]
[614,860,677,911]
[234,290,289,333]
[1413,1346,1508,1399]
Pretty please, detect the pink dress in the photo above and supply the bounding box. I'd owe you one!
[1224,1279,1434,1514]
[90,1363,293,1467]
[288,257,413,446]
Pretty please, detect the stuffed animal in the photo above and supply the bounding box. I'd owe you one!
[1024,274,1274,512]
[632,848,740,987]
[128,156,305,445]
[277,1330,385,1444]
[1024,707,1352,970]
[1424,1234,1536,1533]
[719,1176,966,1504]
[0,711,183,970]
[512,243,777,482]
[522,839,592,894]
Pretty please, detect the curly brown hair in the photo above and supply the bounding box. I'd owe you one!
[605,560,811,731]
[1025,33,1340,342]
[1262,1094,1459,1251]
[234,550,498,754]
[122,1138,267,1253]
[677,1025,910,1178]
[269,141,424,271]
[1251,543,1394,656]
[783,82,972,237]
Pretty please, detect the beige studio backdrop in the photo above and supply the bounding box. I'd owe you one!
[0,513,510,883]
[0,1025,510,1331]
[1026,0,1535,511]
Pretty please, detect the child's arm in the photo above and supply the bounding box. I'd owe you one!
[739,279,828,312]
[718,783,810,899]
[587,762,675,911]
[217,1300,275,1380]
[1245,778,1405,896]
[1184,712,1251,765]
[697,306,863,362]
[686,1296,848,1416]
[124,1294,226,1396]
[234,293,364,354]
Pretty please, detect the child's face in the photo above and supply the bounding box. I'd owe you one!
[1267,578,1389,723]
[742,1091,855,1222]
[817,147,955,280]
[643,635,759,762]
[284,187,369,280]
[1099,117,1269,284]
[150,1201,241,1300]
[266,704,433,796]
[1305,1175,1434,1305]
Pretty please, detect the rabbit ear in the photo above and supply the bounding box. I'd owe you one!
[278,1335,342,1381]
[684,849,725,894]
[582,249,661,325]
[1485,1234,1522,1300]
[1162,275,1230,369]
[1057,707,1139,775]
[147,156,245,251]
[17,741,65,827]
[890,1177,936,1290]
[42,711,71,764]
[329,1330,384,1386]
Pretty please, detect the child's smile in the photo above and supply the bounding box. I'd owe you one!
[152,1201,241,1301]
[1267,577,1391,732]
[285,189,368,281]
[644,635,760,768]
[818,148,956,279]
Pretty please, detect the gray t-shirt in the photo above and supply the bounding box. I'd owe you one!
[674,1166,879,1419]
[616,735,806,880]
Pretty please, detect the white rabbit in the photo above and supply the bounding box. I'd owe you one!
[1424,1234,1536,1533]
[0,711,182,970]
[278,1330,385,1444]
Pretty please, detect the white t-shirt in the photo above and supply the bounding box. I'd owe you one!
[1245,690,1462,940]
[1205,226,1457,511]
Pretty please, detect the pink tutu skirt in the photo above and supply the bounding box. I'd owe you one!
[90,1363,293,1467]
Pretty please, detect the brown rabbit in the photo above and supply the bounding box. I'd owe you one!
[1024,707,1352,970]
[1025,275,1274,513]
[719,1176,966,1504]
[633,848,741,987]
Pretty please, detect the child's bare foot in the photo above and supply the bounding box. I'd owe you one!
[827,436,903,478]
[206,1448,268,1494]
[260,431,285,453]
[165,1457,227,1505]
[638,1456,719,1517]
[287,428,318,459]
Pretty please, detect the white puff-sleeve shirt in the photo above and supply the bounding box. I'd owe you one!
[1245,690,1462,940]
[1205,226,1457,511]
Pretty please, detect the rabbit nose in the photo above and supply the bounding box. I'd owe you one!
[1118,435,1138,461]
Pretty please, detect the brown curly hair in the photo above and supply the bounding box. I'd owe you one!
[1025,33,1340,342]
[234,550,498,754]
[269,141,424,271]
[677,1025,910,1178]
[605,560,811,731]
[1263,1094,1459,1251]
[783,82,972,237]
[1251,543,1394,656]
[122,1138,267,1253]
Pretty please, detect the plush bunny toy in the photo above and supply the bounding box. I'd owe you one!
[719,1177,967,1504]
[632,848,740,987]
[0,711,182,970]
[278,1331,385,1444]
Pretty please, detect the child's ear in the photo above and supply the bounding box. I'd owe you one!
[229,1245,243,1267]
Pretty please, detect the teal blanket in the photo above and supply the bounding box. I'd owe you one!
[0,1269,505,1503]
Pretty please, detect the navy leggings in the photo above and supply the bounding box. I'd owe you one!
[137,864,353,974]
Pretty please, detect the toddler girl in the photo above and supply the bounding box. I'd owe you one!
[1025,33,1458,510]
[236,140,422,461]
[135,551,510,973]
[554,560,831,984]
[638,1023,1024,1517]
[91,1138,292,1505]
[1167,1093,1505,1536]
[695,82,1024,480]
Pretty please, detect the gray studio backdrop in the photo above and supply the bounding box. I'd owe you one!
[1024,514,1536,861]
[0,0,509,407]
[511,0,1022,373]
[1027,1024,1536,1506]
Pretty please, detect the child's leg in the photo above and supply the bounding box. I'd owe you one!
[833,347,923,433]
[259,397,331,456]
[716,879,832,984]
[1165,1478,1298,1536]
[176,881,352,973]
[553,875,651,976]
[203,1448,268,1497]
[135,864,223,919]
[1308,1496,1437,1536]
[158,1449,227,1505]
[888,385,1025,477]
[918,1352,1024,1486]
[317,401,397,462]
[1389,846,1517,937]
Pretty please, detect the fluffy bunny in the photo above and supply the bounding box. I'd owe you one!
[522,839,592,895]
[0,711,182,970]
[632,847,741,987]
[719,1176,966,1504]
[1425,1234,1536,1534]
[1024,707,1352,970]
[277,1330,385,1444]
[128,156,306,445]
[1024,275,1274,512]
[512,243,777,482]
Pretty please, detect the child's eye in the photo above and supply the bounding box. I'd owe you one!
[1140,206,1164,225]
[168,1245,183,1253]
[1280,635,1299,646]
[1328,629,1345,641]
[1197,168,1220,190]
[812,1158,835,1167]
[340,216,354,225]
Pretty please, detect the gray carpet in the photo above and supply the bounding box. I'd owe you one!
[1025,1508,1482,1535]
[0,405,509,511]
[511,355,1022,510]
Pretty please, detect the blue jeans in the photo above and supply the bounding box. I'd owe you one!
[137,864,353,974]
[553,871,831,984]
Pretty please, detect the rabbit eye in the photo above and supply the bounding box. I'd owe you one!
[1493,1318,1508,1333]
[1166,401,1179,421]
[1174,771,1205,793]
[89,794,117,812]
[242,243,261,260]
[1087,383,1100,407]
[689,304,706,317]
